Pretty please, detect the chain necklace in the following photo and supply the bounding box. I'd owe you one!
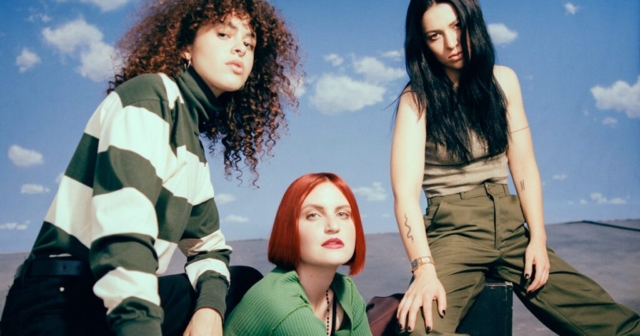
[325,289,331,335]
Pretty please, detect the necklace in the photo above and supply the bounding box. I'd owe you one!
[325,289,331,335]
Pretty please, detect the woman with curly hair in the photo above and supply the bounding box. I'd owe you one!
[224,173,371,336]
[0,0,301,335]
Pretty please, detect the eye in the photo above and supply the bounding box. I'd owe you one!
[337,211,351,219]
[426,33,439,41]
[243,41,255,50]
[306,212,320,220]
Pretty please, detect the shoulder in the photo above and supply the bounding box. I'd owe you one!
[114,73,179,107]
[493,65,520,96]
[333,273,366,308]
[235,268,307,314]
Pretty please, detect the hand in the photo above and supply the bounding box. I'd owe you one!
[396,264,446,333]
[183,308,223,336]
[524,238,550,293]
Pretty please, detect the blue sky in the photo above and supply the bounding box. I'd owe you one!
[1,1,638,253]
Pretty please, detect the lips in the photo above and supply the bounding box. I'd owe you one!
[322,238,344,248]
[449,52,462,61]
[227,60,244,74]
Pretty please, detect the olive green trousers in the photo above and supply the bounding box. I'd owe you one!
[401,183,640,336]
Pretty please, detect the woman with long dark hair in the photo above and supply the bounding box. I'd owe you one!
[390,0,640,334]
[1,0,301,335]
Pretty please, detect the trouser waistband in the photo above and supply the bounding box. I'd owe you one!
[14,258,91,280]
[427,182,509,206]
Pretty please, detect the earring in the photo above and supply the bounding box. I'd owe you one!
[184,58,191,70]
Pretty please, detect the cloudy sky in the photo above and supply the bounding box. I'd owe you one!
[1,1,638,253]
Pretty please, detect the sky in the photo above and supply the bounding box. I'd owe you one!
[1,0,638,253]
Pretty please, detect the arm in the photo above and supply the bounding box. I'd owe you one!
[391,90,446,333]
[496,65,550,292]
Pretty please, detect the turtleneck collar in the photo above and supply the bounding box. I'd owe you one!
[176,66,225,133]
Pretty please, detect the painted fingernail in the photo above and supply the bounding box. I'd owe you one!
[398,323,404,331]
[407,326,412,332]
[443,310,446,316]
[427,326,432,332]
[524,273,530,279]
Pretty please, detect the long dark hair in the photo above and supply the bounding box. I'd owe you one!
[403,0,508,162]
[110,0,301,185]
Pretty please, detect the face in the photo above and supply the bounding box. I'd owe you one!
[184,15,256,97]
[422,3,464,76]
[297,182,356,270]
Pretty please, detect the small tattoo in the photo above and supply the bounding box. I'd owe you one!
[404,214,414,242]
[520,180,525,191]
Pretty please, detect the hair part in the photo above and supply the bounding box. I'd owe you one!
[267,173,366,276]
[402,0,508,162]
[110,0,303,185]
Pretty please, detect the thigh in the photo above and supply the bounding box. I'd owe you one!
[1,276,109,336]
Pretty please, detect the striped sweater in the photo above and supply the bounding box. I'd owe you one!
[224,268,372,336]
[30,67,232,335]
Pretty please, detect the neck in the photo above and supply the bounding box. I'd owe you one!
[445,68,460,88]
[297,264,337,309]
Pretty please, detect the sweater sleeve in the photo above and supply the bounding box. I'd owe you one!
[87,87,171,334]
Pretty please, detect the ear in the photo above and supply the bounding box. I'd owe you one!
[182,46,192,62]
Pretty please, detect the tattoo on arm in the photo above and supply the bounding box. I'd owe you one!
[520,180,525,191]
[404,214,414,243]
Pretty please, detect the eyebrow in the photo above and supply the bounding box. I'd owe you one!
[223,21,256,39]
[301,204,351,212]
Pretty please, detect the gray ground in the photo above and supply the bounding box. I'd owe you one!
[1,220,638,335]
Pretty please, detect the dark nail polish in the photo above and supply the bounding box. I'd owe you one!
[524,273,530,279]
[427,326,432,332]
[443,310,446,316]
[398,323,404,331]
[407,326,412,332]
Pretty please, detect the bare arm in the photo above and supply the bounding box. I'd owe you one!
[496,65,550,292]
[391,90,446,333]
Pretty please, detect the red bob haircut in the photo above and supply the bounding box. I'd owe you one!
[267,172,366,275]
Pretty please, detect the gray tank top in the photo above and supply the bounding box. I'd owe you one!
[422,132,508,198]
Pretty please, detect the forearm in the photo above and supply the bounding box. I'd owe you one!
[394,198,432,263]
[510,158,546,242]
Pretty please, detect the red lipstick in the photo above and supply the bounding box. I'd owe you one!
[322,238,344,248]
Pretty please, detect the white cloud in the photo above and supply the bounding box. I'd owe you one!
[590,192,627,205]
[42,18,115,82]
[590,76,640,119]
[223,214,249,223]
[310,74,385,115]
[21,184,51,194]
[352,182,387,202]
[80,0,131,12]
[16,48,41,73]
[8,145,44,167]
[488,23,518,45]
[353,56,405,84]
[552,174,567,181]
[27,13,52,23]
[324,54,344,67]
[381,50,403,61]
[579,199,588,205]
[215,193,236,205]
[0,221,30,231]
[564,3,579,15]
[602,117,618,127]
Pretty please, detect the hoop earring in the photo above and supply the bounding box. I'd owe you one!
[184,59,191,70]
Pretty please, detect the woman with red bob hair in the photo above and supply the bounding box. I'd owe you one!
[225,173,372,335]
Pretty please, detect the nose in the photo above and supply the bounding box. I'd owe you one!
[325,217,340,233]
[444,29,459,49]
[233,39,246,57]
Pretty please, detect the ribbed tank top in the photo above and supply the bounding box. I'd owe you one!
[422,132,508,198]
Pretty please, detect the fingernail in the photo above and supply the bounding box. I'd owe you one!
[443,310,446,316]
[427,326,432,332]
[398,323,404,331]
[524,273,530,279]
[407,326,412,332]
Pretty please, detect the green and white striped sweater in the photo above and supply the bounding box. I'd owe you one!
[30,67,232,335]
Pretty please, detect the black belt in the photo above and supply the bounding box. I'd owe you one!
[14,258,92,280]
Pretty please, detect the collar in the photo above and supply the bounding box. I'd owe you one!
[176,67,224,133]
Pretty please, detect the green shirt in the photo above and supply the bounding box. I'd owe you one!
[225,267,372,336]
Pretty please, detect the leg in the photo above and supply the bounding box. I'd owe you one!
[1,275,109,336]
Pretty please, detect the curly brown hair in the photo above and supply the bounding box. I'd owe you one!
[109,0,302,185]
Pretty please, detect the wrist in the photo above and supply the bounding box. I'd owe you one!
[410,255,434,273]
